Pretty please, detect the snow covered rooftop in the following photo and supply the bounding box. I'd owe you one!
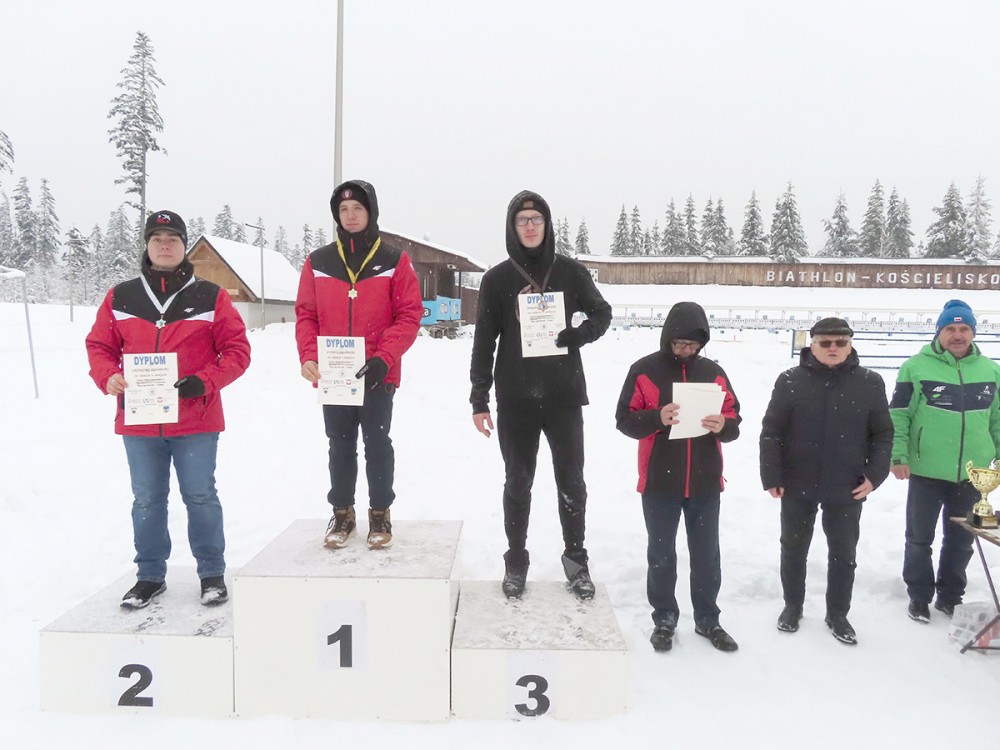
[195,234,301,302]
[381,227,488,271]
[0,265,25,280]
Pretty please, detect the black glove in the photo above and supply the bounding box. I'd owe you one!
[356,357,388,391]
[174,376,206,399]
[555,327,587,349]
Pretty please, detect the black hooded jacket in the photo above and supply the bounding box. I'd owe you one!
[615,302,741,496]
[759,347,893,504]
[469,190,612,412]
[331,179,382,274]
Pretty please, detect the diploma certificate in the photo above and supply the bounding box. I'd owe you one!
[123,352,179,426]
[668,382,725,440]
[317,336,366,406]
[518,291,567,358]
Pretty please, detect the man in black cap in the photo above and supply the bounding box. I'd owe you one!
[760,318,892,645]
[86,210,251,609]
[296,180,423,551]
[616,301,742,653]
[470,189,612,601]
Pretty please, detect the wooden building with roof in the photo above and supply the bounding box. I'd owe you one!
[187,234,302,328]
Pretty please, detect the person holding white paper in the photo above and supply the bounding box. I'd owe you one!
[470,190,611,601]
[295,180,423,551]
[86,210,251,610]
[615,301,741,653]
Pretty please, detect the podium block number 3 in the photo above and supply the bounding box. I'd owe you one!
[117,664,153,707]
[514,674,550,717]
[318,601,367,670]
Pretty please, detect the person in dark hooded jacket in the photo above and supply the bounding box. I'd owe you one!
[470,190,612,601]
[296,180,424,551]
[759,317,892,645]
[616,301,741,653]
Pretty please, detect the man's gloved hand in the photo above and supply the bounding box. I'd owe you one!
[555,326,587,349]
[356,357,389,390]
[173,376,206,399]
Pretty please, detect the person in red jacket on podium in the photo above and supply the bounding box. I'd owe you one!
[86,210,251,610]
[295,180,423,551]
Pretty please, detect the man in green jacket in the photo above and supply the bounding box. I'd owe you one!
[889,299,1000,623]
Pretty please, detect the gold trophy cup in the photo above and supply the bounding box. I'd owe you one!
[965,460,1000,529]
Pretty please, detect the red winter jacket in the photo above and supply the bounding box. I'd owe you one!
[295,242,423,386]
[86,273,251,437]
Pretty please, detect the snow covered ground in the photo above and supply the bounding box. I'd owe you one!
[2,284,998,749]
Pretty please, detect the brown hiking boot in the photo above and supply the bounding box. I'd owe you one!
[367,508,392,549]
[323,507,357,549]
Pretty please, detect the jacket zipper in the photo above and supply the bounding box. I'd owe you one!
[348,238,355,336]
[956,359,966,483]
[683,362,691,498]
[155,319,164,438]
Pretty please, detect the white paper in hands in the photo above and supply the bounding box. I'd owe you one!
[317,336,366,406]
[668,382,725,440]
[123,352,179,425]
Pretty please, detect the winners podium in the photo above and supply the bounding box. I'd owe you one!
[40,519,628,721]
[234,519,460,720]
[39,569,234,718]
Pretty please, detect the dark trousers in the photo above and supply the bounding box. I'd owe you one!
[496,402,587,558]
[322,384,395,510]
[902,474,977,605]
[780,497,863,616]
[641,491,722,630]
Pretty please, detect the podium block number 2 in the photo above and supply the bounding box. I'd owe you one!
[117,663,153,707]
[318,600,368,670]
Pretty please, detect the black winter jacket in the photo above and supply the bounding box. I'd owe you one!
[615,302,741,497]
[759,348,893,504]
[470,191,612,412]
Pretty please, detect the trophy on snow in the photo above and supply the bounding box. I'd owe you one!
[964,460,1000,529]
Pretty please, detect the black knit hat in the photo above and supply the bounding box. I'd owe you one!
[331,182,372,216]
[144,210,187,246]
[810,317,853,337]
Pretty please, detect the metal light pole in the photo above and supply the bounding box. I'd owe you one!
[334,0,344,190]
[245,223,266,329]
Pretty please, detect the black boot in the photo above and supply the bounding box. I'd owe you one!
[502,549,529,599]
[777,604,803,633]
[561,551,596,600]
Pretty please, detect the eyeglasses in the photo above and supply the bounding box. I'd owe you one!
[514,215,545,227]
[815,339,851,349]
[671,340,701,350]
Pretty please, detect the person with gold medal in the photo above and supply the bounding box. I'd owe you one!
[295,180,423,550]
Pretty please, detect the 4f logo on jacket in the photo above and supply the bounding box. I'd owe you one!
[920,380,997,412]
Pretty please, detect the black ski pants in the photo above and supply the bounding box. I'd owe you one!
[496,401,587,560]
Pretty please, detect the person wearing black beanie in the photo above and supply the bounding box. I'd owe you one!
[470,189,612,602]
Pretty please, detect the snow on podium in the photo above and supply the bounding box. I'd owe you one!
[39,519,628,721]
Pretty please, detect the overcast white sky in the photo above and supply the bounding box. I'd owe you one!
[3,0,1000,266]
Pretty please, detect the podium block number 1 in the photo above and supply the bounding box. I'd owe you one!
[318,600,368,670]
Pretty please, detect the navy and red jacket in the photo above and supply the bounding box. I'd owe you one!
[86,256,251,437]
[295,181,423,386]
[615,302,741,496]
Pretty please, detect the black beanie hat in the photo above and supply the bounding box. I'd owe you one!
[331,182,372,216]
[144,210,187,246]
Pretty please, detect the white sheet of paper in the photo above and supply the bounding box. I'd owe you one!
[123,352,179,425]
[518,291,567,358]
[668,382,725,440]
[317,336,366,406]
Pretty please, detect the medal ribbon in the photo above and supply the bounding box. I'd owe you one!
[509,254,557,295]
[337,237,382,289]
[140,274,195,324]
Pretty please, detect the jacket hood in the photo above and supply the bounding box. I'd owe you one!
[659,301,711,352]
[505,190,555,269]
[331,179,380,250]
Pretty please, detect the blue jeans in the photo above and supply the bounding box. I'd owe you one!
[902,474,977,606]
[122,432,225,582]
[323,384,395,510]
[641,491,722,630]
